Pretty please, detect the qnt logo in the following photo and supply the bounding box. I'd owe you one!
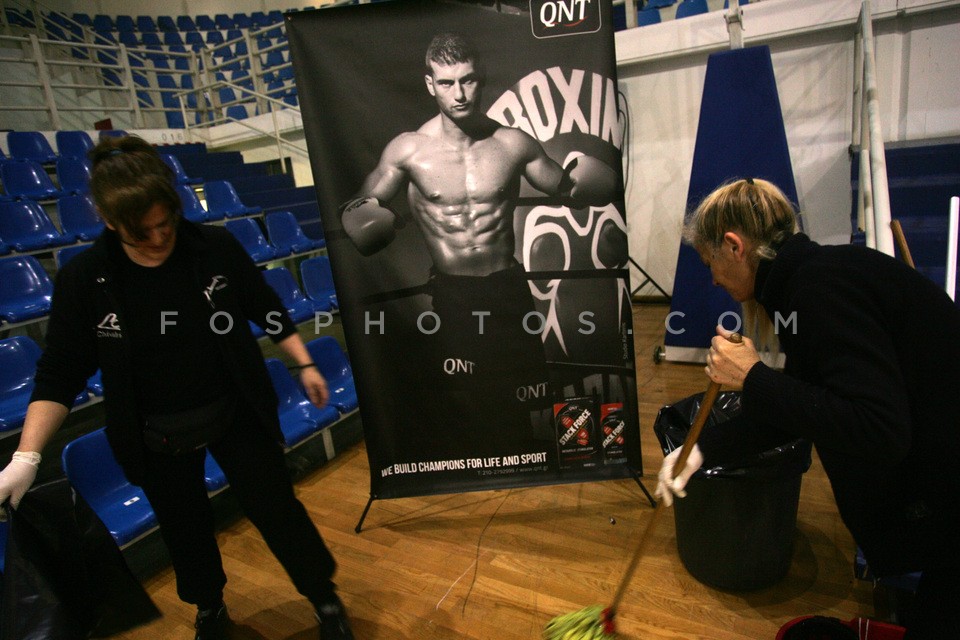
[530,0,601,39]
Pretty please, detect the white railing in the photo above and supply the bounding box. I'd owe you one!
[852,0,893,255]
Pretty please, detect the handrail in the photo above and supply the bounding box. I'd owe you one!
[854,0,894,255]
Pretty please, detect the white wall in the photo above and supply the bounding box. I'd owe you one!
[616,0,960,295]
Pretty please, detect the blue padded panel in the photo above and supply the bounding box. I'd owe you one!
[666,46,798,352]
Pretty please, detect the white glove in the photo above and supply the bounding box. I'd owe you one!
[655,444,703,508]
[0,451,41,518]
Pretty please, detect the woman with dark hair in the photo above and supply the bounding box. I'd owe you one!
[0,136,354,640]
[656,178,960,638]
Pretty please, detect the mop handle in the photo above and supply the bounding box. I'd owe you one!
[608,332,742,614]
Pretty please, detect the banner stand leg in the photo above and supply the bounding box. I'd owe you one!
[354,494,376,534]
[628,256,671,300]
[629,467,657,508]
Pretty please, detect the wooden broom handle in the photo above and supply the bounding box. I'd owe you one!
[608,331,742,614]
[891,220,916,269]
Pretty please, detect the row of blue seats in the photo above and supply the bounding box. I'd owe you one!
[77,11,286,35]
[0,178,269,248]
[613,0,750,30]
[1,334,357,548]
[3,130,101,165]
[0,241,335,329]
[0,336,101,433]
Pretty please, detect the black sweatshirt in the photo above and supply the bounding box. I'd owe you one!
[31,219,299,485]
[700,233,960,576]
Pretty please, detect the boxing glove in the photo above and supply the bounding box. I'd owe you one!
[563,156,618,206]
[339,197,397,256]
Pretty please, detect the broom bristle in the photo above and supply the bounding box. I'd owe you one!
[543,605,617,639]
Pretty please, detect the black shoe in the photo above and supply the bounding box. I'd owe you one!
[194,602,230,640]
[316,595,355,640]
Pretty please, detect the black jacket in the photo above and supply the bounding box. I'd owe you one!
[702,233,960,576]
[31,219,299,485]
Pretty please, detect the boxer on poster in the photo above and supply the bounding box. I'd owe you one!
[339,32,618,457]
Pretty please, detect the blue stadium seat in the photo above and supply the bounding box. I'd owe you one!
[7,131,58,164]
[214,13,234,30]
[157,15,177,32]
[262,267,321,323]
[135,15,157,32]
[204,180,262,219]
[92,14,114,32]
[299,255,337,311]
[58,194,104,240]
[205,30,225,47]
[161,153,202,185]
[195,14,216,31]
[264,358,339,448]
[233,13,252,29]
[175,184,210,222]
[72,12,93,28]
[0,337,88,433]
[176,15,197,32]
[204,452,228,493]
[115,15,135,33]
[0,337,42,432]
[163,30,184,46]
[86,369,103,396]
[56,156,93,194]
[61,427,159,547]
[225,104,250,121]
[118,31,139,47]
[184,30,205,51]
[638,7,662,26]
[0,200,75,250]
[264,210,324,254]
[0,240,9,255]
[0,256,54,323]
[55,130,95,159]
[0,160,65,200]
[140,32,162,47]
[646,0,676,7]
[56,243,91,269]
[224,218,284,263]
[675,0,709,19]
[305,336,358,413]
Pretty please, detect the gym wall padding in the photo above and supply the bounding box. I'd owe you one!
[665,45,799,360]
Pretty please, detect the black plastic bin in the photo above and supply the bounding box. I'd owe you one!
[654,391,812,591]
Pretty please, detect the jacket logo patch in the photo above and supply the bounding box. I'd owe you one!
[96,313,122,338]
[203,275,229,307]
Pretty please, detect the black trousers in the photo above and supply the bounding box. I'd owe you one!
[138,406,337,610]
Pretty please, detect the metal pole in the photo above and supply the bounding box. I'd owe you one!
[725,0,744,50]
[29,34,61,130]
[625,0,638,29]
[860,0,894,256]
[947,197,959,302]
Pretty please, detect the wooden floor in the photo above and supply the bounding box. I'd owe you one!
[115,302,875,639]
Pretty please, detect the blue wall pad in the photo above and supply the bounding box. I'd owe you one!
[665,45,799,359]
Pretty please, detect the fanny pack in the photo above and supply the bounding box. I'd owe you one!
[142,394,235,455]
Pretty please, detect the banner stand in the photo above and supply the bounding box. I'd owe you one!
[353,469,655,533]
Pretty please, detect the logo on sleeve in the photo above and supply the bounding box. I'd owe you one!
[96,313,122,338]
[530,0,601,39]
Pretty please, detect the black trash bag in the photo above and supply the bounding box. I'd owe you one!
[1,477,160,640]
[653,390,812,478]
[652,390,813,591]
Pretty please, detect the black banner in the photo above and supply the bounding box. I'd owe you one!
[288,0,641,499]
